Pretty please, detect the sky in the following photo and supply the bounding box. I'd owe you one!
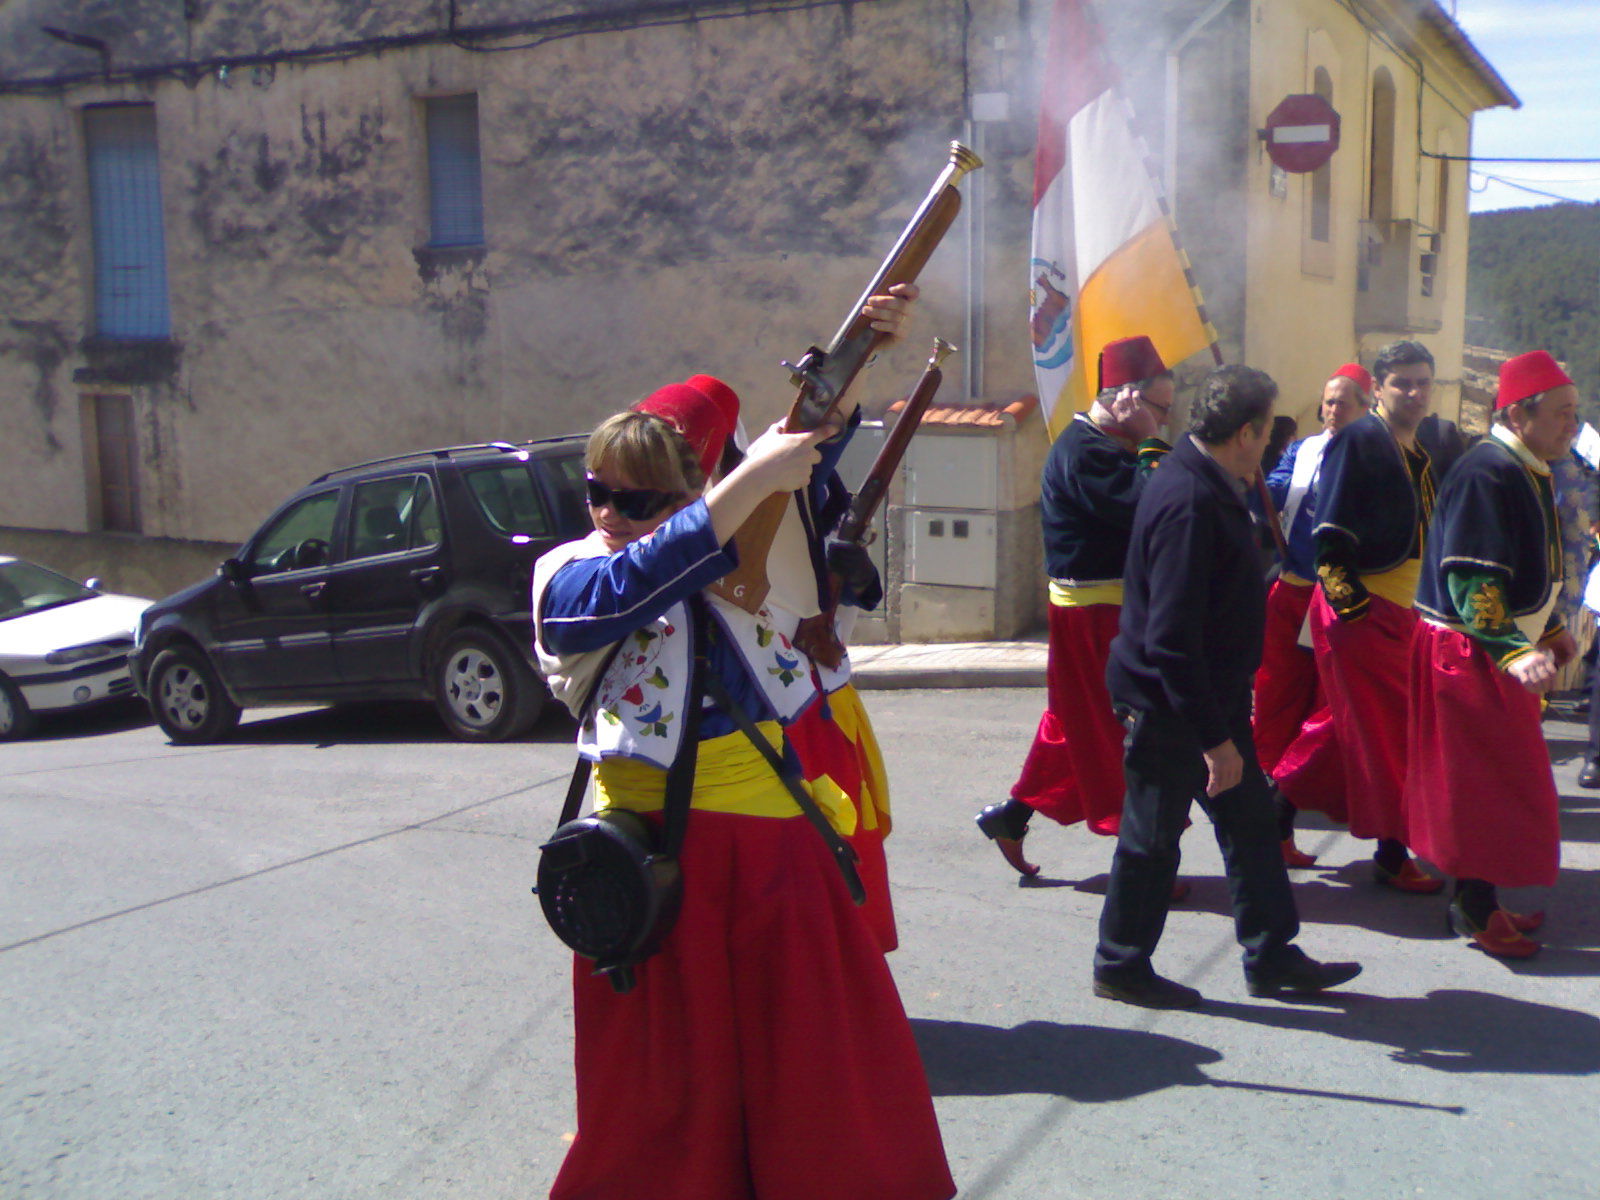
[1448,0,1600,212]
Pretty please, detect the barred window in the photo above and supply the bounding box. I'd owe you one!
[84,105,171,339]
[425,94,485,247]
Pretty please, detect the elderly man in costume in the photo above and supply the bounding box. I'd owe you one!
[1405,351,1579,958]
[1255,363,1372,866]
[1309,339,1442,894]
[1092,365,1361,1008]
[975,335,1173,878]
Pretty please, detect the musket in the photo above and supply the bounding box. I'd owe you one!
[708,141,983,613]
[794,338,957,669]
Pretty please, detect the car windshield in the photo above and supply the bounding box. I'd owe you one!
[0,560,96,621]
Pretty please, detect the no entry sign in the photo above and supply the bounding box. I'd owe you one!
[1263,93,1341,174]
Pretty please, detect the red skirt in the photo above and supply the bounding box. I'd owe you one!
[1009,602,1126,835]
[1309,591,1417,842]
[1403,622,1561,887]
[550,812,954,1200]
[1253,579,1347,821]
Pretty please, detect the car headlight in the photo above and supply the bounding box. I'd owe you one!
[45,639,133,665]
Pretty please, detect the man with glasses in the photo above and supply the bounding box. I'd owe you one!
[976,336,1175,879]
[1309,340,1442,894]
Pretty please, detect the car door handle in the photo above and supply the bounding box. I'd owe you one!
[301,582,326,599]
[411,566,443,587]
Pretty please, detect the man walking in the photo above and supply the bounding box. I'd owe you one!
[1093,365,1362,1008]
[1309,340,1441,893]
[1406,350,1579,958]
[976,336,1172,877]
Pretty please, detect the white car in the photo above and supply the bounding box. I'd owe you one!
[0,556,152,740]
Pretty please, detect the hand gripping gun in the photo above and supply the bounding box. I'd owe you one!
[708,141,982,614]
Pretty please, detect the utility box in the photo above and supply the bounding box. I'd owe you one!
[882,396,1046,642]
[905,436,999,511]
[906,510,998,588]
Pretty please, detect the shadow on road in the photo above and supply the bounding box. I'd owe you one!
[204,702,580,747]
[1200,986,1600,1075]
[27,697,151,741]
[912,1018,1221,1100]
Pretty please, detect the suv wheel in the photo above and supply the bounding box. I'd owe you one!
[0,674,38,741]
[433,628,540,741]
[149,646,242,744]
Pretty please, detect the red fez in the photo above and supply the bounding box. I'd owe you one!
[1496,351,1573,410]
[1098,336,1167,390]
[683,374,742,433]
[633,382,733,478]
[1329,363,1373,396]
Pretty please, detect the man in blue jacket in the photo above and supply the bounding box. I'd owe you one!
[1093,365,1363,1008]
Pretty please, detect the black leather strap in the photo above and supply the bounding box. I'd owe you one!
[702,671,866,906]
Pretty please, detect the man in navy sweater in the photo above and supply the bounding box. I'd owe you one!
[1093,366,1363,1008]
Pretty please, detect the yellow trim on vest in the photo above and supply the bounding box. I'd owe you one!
[1365,558,1422,609]
[595,721,856,835]
[1048,580,1125,607]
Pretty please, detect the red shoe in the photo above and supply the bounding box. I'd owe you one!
[1373,858,1444,894]
[1450,905,1541,959]
[994,836,1041,878]
[1281,838,1318,868]
[1504,909,1546,933]
[976,803,1041,878]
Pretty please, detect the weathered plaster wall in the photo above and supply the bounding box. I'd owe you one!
[2,0,1046,554]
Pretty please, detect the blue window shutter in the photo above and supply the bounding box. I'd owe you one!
[426,95,485,247]
[84,105,171,339]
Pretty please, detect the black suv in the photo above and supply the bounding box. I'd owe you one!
[131,437,589,743]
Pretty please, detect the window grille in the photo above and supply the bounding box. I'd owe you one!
[426,94,485,247]
[84,105,171,339]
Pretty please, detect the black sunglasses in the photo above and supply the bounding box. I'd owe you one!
[585,475,678,521]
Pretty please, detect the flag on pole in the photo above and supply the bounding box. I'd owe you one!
[1030,0,1215,437]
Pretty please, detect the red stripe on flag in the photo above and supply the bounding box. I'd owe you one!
[1033,0,1114,206]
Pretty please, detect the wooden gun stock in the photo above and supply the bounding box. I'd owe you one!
[794,338,956,669]
[708,142,983,614]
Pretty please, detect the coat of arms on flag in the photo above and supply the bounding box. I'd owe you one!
[1031,0,1217,437]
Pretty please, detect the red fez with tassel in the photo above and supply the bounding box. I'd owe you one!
[1098,336,1167,390]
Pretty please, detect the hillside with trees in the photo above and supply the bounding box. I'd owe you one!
[1467,202,1600,419]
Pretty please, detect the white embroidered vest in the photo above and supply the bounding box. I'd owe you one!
[533,534,819,768]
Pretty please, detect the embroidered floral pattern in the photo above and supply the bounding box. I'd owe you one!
[1468,581,1511,632]
[1318,562,1354,604]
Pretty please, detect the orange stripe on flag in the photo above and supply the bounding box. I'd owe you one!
[1044,221,1212,439]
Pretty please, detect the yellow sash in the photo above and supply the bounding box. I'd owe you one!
[595,721,856,836]
[1365,558,1423,609]
[1048,580,1124,607]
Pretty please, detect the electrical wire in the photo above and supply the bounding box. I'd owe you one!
[1470,171,1593,204]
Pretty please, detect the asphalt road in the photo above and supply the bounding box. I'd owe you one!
[3,691,1599,1199]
